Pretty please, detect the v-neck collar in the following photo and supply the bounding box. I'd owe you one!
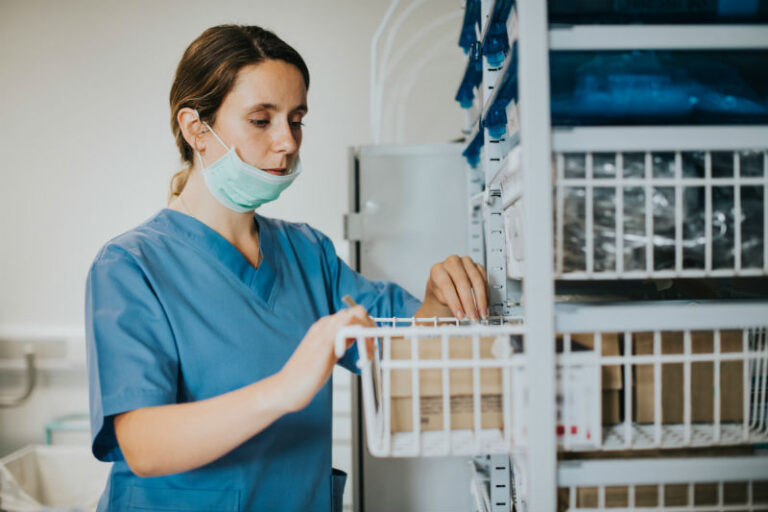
[154,208,278,307]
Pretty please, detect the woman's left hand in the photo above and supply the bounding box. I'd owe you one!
[415,255,488,320]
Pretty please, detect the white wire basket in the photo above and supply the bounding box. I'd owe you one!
[336,316,524,457]
[336,314,768,457]
[556,456,768,512]
[503,148,768,280]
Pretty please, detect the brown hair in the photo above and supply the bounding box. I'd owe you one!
[168,25,310,200]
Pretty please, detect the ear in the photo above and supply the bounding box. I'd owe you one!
[178,107,206,152]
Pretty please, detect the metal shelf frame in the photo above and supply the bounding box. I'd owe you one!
[549,24,768,51]
[474,1,768,509]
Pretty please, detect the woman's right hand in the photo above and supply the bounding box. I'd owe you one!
[278,306,375,413]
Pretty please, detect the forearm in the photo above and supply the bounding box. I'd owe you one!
[114,371,290,477]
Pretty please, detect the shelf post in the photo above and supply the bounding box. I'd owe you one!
[517,0,557,509]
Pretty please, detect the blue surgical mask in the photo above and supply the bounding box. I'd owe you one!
[196,116,302,213]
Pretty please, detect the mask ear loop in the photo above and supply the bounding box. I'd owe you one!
[193,109,230,154]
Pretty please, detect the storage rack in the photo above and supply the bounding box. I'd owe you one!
[341,1,768,511]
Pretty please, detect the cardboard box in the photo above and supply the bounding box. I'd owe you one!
[565,483,720,510]
[633,330,743,423]
[389,333,627,435]
[389,336,503,432]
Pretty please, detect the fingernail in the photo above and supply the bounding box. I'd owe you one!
[483,308,489,318]
[455,310,464,319]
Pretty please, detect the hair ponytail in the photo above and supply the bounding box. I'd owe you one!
[168,166,193,201]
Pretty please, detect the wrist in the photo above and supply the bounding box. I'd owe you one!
[260,370,298,416]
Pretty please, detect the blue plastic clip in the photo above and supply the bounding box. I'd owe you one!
[482,0,515,66]
[462,127,484,168]
[455,42,484,109]
[483,44,518,139]
[458,0,482,54]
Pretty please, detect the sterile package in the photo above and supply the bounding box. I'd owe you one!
[559,151,766,273]
[548,0,768,24]
[550,50,768,126]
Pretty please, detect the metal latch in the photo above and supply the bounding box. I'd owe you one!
[343,212,364,241]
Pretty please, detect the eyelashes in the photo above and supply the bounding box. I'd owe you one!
[249,119,305,129]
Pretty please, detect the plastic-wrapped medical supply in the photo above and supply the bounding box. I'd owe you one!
[456,42,483,109]
[482,0,515,67]
[462,127,485,168]
[458,0,481,55]
[550,50,768,126]
[559,151,766,274]
[484,43,518,139]
[548,0,768,24]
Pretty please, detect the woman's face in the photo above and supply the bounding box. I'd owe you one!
[205,59,307,176]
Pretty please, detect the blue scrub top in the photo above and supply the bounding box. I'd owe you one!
[85,209,421,512]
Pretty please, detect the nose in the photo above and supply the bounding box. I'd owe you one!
[272,119,299,156]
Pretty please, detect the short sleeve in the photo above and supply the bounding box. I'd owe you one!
[85,247,179,462]
[317,233,422,373]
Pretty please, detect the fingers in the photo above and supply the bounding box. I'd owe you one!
[463,257,489,318]
[444,255,479,320]
[339,306,377,358]
[431,255,489,320]
[430,263,465,319]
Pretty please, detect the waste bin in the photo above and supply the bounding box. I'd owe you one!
[0,444,110,512]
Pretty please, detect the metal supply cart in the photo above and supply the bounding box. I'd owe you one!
[342,1,768,510]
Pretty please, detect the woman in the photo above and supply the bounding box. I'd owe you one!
[85,24,488,512]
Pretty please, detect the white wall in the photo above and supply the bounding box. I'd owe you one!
[0,0,464,508]
[0,0,464,328]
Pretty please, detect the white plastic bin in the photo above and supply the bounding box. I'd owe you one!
[0,445,110,512]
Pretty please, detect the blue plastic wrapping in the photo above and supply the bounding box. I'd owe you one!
[458,0,481,54]
[548,0,768,24]
[483,43,518,139]
[481,0,515,67]
[455,42,483,109]
[462,127,484,168]
[482,22,509,67]
[550,50,768,125]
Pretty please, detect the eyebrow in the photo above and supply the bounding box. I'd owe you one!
[249,103,308,114]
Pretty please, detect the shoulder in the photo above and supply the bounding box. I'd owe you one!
[90,210,173,271]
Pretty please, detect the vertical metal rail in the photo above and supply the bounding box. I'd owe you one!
[645,152,655,274]
[585,152,595,276]
[764,151,768,273]
[517,0,557,508]
[705,151,714,273]
[487,190,507,316]
[616,153,625,275]
[490,454,511,512]
[674,152,684,273]
[469,171,486,267]
[714,329,722,443]
[653,330,663,447]
[555,154,565,276]
[481,0,509,318]
[734,152,743,272]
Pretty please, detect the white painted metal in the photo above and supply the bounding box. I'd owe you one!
[549,24,768,50]
[370,0,400,144]
[516,0,558,509]
[553,126,768,152]
[555,300,768,333]
[559,456,768,487]
[490,454,511,512]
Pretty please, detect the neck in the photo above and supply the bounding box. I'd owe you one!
[171,167,258,244]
